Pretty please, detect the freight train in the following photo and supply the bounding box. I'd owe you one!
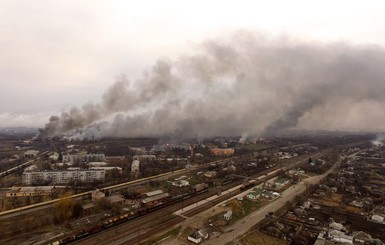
[50,183,209,244]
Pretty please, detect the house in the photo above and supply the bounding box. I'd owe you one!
[144,190,164,197]
[247,190,261,200]
[329,221,346,231]
[350,200,364,208]
[92,190,106,201]
[172,180,189,187]
[187,230,209,244]
[106,194,125,204]
[204,171,217,178]
[371,214,384,223]
[24,150,39,158]
[9,154,21,162]
[141,193,170,208]
[294,208,307,217]
[195,153,204,158]
[331,233,353,244]
[352,231,372,243]
[48,152,59,161]
[275,178,290,188]
[224,210,232,220]
[82,202,96,214]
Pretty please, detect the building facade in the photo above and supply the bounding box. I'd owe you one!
[62,153,105,163]
[210,148,235,156]
[22,169,105,185]
[24,150,39,158]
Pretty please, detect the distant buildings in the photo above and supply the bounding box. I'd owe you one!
[6,186,59,197]
[131,160,140,172]
[89,166,122,173]
[210,148,234,156]
[62,153,105,163]
[274,178,291,189]
[371,214,384,224]
[88,162,108,167]
[133,155,156,161]
[92,189,106,201]
[24,150,39,158]
[187,230,209,244]
[22,169,105,185]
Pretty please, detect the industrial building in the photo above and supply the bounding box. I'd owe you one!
[210,148,235,156]
[24,150,39,158]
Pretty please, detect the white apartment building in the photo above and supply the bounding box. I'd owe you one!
[62,153,105,163]
[131,160,140,172]
[22,169,105,185]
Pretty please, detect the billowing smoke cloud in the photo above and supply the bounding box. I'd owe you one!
[372,133,385,146]
[39,31,385,140]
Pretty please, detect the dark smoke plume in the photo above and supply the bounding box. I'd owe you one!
[39,31,385,140]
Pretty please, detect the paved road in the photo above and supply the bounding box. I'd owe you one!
[204,161,339,245]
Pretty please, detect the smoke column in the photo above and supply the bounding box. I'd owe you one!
[39,31,385,140]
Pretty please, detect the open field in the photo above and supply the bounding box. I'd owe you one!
[240,231,287,245]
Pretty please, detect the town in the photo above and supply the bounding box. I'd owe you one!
[0,129,384,245]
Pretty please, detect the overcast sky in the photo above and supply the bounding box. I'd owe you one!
[1,0,385,129]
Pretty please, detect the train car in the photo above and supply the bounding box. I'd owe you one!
[221,176,235,186]
[191,183,208,192]
[73,230,90,240]
[88,224,103,234]
[240,179,256,191]
[102,219,114,229]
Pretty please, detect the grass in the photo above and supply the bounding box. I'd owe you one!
[143,225,182,245]
[223,198,268,225]
[187,177,201,186]
[240,230,287,245]
[242,199,266,216]
[180,226,195,239]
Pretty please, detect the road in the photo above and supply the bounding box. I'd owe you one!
[203,160,339,245]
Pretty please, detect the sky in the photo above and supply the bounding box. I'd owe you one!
[2,1,385,136]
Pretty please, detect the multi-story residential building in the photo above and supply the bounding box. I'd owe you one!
[22,169,105,185]
[133,154,156,161]
[62,153,105,163]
